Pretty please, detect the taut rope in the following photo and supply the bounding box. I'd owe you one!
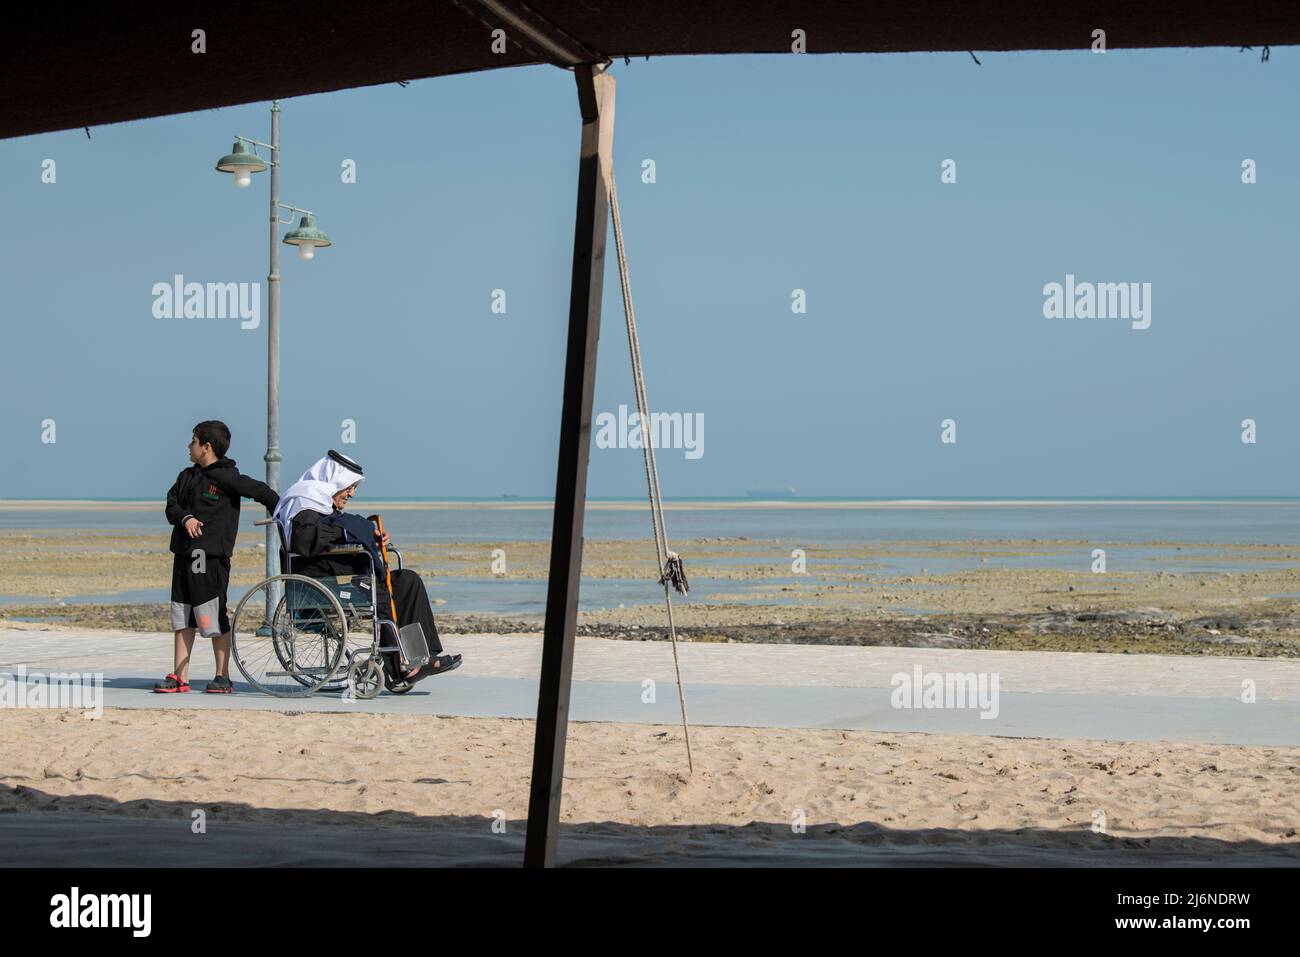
[603,164,693,774]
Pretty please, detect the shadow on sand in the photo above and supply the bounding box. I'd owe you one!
[1,785,1295,867]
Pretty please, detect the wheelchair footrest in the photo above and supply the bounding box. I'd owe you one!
[398,623,431,670]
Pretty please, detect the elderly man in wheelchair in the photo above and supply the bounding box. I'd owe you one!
[231,451,461,698]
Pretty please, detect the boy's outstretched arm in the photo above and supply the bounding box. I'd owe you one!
[225,471,280,513]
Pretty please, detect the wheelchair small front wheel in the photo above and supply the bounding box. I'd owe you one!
[347,656,384,700]
[231,575,348,698]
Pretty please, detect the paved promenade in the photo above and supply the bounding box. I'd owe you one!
[2,625,1296,745]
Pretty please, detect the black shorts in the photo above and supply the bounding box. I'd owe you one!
[169,552,231,637]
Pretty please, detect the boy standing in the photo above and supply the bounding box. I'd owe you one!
[155,420,279,693]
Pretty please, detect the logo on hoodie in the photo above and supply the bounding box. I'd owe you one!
[202,482,221,502]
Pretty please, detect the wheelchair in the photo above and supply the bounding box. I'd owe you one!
[230,516,430,699]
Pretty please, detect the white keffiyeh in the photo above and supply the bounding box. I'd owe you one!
[272,452,364,549]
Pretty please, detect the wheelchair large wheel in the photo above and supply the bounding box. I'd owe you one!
[231,575,348,697]
[270,598,373,693]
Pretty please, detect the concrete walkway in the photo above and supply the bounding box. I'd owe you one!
[2,625,1297,745]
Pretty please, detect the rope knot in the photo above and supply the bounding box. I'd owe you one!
[660,552,690,596]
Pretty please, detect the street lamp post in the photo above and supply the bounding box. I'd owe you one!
[266,101,282,581]
[214,100,332,603]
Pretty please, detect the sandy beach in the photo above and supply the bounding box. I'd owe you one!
[2,708,1296,866]
[3,519,1299,865]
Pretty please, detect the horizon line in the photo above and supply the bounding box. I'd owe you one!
[4,495,1300,511]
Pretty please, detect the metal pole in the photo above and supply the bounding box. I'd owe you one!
[523,65,615,868]
[265,101,282,588]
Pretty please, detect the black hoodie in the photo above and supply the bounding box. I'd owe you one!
[165,457,279,558]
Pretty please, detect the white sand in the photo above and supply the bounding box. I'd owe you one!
[1,708,1295,866]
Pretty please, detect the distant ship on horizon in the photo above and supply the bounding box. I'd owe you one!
[745,487,798,499]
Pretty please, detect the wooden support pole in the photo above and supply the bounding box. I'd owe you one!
[523,63,615,868]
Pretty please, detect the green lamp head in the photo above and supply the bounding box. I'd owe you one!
[283,213,331,261]
[215,141,267,188]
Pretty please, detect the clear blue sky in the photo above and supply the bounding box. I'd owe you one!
[1,47,1296,498]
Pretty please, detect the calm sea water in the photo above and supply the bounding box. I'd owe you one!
[6,501,1300,616]
[6,499,1300,544]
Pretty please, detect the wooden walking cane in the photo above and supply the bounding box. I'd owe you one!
[368,513,399,625]
[369,513,433,685]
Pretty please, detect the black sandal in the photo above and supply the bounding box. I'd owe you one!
[153,673,190,693]
[405,654,462,684]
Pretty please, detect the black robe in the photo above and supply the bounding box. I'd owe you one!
[282,509,444,668]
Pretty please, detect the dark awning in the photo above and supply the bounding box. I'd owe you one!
[3,1,1295,140]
